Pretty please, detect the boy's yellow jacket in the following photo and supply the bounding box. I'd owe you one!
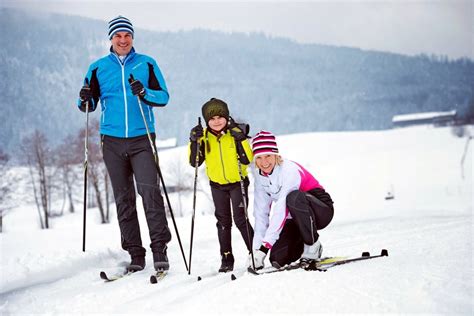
[189,128,253,185]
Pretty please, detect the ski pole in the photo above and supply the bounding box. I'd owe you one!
[188,117,202,275]
[129,74,189,272]
[237,158,256,270]
[82,79,90,252]
[231,127,256,270]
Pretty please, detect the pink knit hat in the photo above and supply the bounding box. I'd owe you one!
[251,130,279,158]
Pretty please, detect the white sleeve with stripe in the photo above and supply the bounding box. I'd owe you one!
[252,180,271,249]
[262,163,301,248]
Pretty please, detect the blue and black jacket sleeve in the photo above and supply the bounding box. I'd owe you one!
[140,60,169,107]
[78,67,100,113]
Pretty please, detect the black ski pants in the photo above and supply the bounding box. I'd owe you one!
[210,178,254,256]
[102,134,171,259]
[269,188,334,266]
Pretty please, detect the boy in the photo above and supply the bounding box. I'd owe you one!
[188,98,254,272]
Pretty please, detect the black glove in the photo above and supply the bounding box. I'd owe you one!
[190,124,204,142]
[229,126,246,141]
[79,85,93,112]
[79,85,92,103]
[130,79,146,97]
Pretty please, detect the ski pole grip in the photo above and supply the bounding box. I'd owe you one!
[129,74,135,83]
[84,77,89,87]
[198,117,201,127]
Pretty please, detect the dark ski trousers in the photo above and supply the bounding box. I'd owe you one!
[102,134,171,259]
[270,189,334,266]
[210,178,254,256]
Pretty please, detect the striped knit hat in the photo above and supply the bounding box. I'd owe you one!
[108,16,134,40]
[252,130,279,158]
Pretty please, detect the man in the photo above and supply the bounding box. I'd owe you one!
[77,16,171,272]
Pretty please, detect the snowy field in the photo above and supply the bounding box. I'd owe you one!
[1,125,472,315]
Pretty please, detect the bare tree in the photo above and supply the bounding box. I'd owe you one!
[55,137,81,215]
[0,148,17,233]
[21,130,53,229]
[74,119,111,223]
[165,154,193,217]
[163,151,214,217]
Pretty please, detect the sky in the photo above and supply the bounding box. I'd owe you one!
[1,0,473,59]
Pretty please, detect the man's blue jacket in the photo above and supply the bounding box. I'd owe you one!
[78,47,169,138]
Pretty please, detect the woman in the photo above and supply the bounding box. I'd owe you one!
[249,130,334,270]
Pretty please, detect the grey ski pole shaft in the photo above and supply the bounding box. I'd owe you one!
[188,117,202,275]
[129,74,189,272]
[237,158,256,270]
[82,79,90,252]
[231,129,256,270]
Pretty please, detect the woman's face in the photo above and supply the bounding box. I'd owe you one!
[255,154,277,174]
[208,116,227,132]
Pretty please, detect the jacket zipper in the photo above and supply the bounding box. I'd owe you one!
[120,63,128,137]
[218,138,230,183]
[113,54,129,137]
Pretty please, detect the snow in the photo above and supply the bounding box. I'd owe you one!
[1,126,472,315]
[156,137,177,149]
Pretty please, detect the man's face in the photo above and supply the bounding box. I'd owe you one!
[111,31,133,56]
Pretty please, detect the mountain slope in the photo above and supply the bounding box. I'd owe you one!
[1,8,473,155]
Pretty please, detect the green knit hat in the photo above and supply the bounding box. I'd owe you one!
[201,98,229,124]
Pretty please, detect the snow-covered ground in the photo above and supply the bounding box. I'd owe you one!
[1,125,472,315]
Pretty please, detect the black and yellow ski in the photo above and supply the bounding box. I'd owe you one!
[248,249,388,275]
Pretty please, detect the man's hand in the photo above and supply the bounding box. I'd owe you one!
[130,79,146,97]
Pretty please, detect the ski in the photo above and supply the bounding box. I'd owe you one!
[197,271,219,281]
[197,269,243,281]
[312,249,388,271]
[150,270,168,284]
[100,264,145,282]
[100,269,135,282]
[247,256,346,275]
[248,249,388,275]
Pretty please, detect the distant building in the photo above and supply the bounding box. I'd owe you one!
[392,110,456,128]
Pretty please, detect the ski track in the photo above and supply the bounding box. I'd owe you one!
[1,212,471,314]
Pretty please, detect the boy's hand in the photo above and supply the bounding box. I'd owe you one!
[229,126,246,141]
[190,124,203,142]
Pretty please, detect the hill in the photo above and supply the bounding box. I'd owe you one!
[1,8,473,156]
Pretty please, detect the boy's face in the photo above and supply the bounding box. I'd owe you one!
[208,116,227,132]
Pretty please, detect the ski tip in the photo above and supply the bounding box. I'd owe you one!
[99,271,107,280]
[197,276,202,281]
[247,267,259,275]
[381,249,389,256]
[231,274,237,281]
[362,251,370,257]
